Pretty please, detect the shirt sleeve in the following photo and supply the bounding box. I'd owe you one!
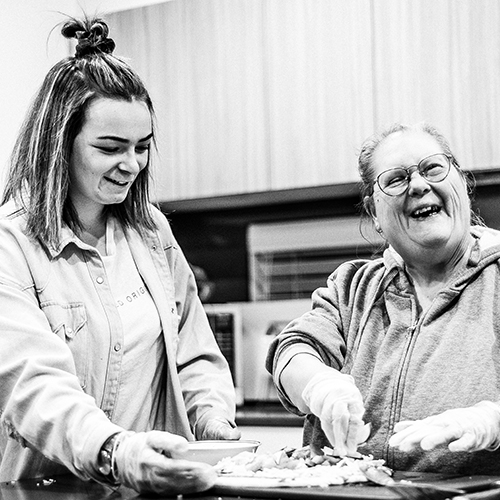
[0,225,123,481]
[265,263,361,415]
[155,213,237,436]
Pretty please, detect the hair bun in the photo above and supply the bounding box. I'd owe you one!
[61,17,116,57]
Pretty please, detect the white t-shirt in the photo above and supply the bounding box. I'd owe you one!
[101,219,165,431]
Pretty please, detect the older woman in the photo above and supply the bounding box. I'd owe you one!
[0,16,239,495]
[267,122,500,475]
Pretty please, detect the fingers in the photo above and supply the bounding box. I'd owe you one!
[389,421,463,452]
[320,399,365,456]
[448,432,478,452]
[222,426,242,440]
[393,420,415,433]
[146,430,189,458]
[345,416,365,454]
[391,404,500,454]
[115,431,217,495]
[199,418,241,441]
[301,369,366,456]
[149,459,217,494]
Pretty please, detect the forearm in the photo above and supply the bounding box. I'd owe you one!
[278,349,336,414]
[0,286,121,480]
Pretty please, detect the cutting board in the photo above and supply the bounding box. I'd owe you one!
[212,472,500,499]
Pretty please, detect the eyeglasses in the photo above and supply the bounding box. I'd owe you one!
[375,153,453,197]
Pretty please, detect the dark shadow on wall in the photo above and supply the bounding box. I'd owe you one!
[162,179,500,304]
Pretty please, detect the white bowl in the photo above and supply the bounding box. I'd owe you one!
[185,439,260,466]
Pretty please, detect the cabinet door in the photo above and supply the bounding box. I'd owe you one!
[109,1,500,202]
[264,0,374,190]
[371,0,500,171]
[108,1,374,201]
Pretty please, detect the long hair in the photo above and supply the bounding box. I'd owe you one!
[3,16,157,247]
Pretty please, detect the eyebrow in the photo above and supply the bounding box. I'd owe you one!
[96,132,154,143]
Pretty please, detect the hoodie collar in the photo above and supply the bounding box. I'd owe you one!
[382,225,500,291]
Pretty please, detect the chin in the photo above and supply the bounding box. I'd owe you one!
[103,195,128,205]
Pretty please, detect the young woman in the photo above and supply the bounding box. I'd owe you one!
[0,16,239,495]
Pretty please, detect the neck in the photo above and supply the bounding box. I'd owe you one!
[77,206,107,251]
[401,237,474,312]
[404,237,472,286]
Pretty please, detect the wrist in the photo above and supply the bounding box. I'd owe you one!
[97,432,122,484]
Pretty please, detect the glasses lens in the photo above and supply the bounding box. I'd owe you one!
[419,154,450,182]
[376,154,451,196]
[378,168,408,195]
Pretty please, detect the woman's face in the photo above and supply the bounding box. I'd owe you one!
[69,97,153,216]
[370,130,471,262]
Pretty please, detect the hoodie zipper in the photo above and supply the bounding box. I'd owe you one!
[385,314,420,465]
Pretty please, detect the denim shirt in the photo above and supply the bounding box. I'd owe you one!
[0,203,236,481]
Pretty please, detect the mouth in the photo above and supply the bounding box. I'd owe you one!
[410,204,442,219]
[105,177,130,187]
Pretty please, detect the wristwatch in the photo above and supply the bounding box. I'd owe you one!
[98,433,121,483]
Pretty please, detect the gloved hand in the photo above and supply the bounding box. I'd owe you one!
[197,416,241,441]
[301,369,366,457]
[113,430,216,495]
[389,401,500,453]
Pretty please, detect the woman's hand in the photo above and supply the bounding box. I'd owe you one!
[198,417,241,440]
[113,431,216,495]
[389,401,500,453]
[301,369,366,457]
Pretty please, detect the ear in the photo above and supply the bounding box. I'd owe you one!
[364,195,382,233]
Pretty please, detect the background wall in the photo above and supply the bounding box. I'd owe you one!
[0,0,166,192]
[107,0,500,202]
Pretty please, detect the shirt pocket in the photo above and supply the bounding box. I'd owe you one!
[40,302,89,389]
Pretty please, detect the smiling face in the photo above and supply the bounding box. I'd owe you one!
[69,97,153,221]
[370,130,471,264]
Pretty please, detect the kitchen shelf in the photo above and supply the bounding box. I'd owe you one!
[236,402,304,427]
[159,182,360,213]
[159,168,500,214]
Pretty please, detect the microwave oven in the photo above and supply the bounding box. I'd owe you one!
[204,299,311,405]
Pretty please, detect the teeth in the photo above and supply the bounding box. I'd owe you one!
[412,206,440,218]
[107,178,128,186]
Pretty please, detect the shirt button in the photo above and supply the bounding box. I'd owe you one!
[152,245,157,251]
[114,343,122,352]
[96,276,104,284]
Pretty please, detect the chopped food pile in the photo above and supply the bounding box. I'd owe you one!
[214,445,392,488]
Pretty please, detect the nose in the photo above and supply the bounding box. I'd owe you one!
[407,170,431,196]
[118,150,142,175]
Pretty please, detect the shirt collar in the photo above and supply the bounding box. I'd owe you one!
[45,224,87,258]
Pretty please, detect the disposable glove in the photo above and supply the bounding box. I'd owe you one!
[197,416,241,441]
[113,430,216,495]
[389,401,500,453]
[301,369,366,457]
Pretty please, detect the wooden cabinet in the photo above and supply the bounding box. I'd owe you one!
[370,0,500,173]
[108,1,500,203]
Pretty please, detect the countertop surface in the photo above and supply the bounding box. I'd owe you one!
[3,473,500,500]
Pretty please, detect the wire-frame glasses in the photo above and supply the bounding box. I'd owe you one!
[375,153,453,197]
